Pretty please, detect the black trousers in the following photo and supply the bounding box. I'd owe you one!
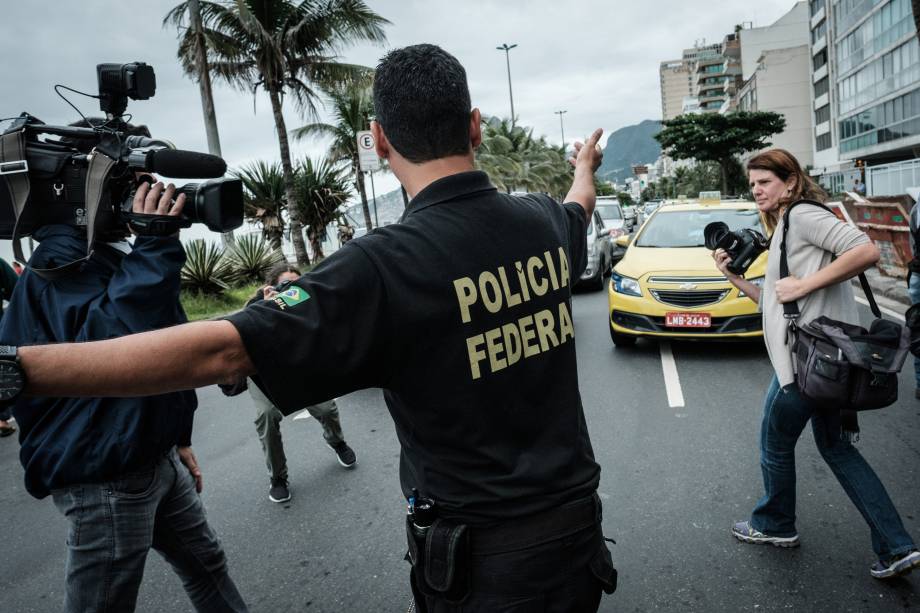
[410,520,614,613]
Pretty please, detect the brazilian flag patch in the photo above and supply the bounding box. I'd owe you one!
[276,286,310,308]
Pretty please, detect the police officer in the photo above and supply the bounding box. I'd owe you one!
[12,44,615,611]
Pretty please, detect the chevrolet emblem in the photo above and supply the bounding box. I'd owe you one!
[680,282,697,290]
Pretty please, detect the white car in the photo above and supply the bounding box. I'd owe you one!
[595,199,629,262]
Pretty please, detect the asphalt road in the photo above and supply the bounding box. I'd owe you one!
[2,288,920,612]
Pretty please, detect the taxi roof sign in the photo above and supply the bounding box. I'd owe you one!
[698,191,721,204]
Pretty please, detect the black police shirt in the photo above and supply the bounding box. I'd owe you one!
[226,171,601,524]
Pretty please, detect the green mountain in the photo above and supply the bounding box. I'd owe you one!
[597,120,662,184]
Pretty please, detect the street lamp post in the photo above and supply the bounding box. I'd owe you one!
[554,110,567,147]
[496,43,518,125]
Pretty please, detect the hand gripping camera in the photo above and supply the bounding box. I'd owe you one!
[0,62,243,277]
[704,221,768,276]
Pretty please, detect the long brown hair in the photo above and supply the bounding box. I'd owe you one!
[746,149,827,234]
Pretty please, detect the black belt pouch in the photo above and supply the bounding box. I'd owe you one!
[407,517,471,603]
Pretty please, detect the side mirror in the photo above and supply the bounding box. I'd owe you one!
[615,235,631,248]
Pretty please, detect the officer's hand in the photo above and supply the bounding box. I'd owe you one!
[177,446,203,493]
[569,128,604,173]
[132,181,187,218]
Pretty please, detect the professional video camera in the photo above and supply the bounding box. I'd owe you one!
[704,221,768,276]
[0,62,243,275]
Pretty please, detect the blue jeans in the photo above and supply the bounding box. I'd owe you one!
[909,274,920,388]
[51,448,248,613]
[750,377,915,559]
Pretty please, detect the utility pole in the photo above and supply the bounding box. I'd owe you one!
[496,43,518,126]
[188,0,234,247]
[554,110,567,148]
[369,172,379,227]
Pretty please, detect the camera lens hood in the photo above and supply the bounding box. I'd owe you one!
[703,221,731,251]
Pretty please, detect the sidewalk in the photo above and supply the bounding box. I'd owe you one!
[852,266,910,308]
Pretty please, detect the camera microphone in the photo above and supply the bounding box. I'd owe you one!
[142,149,227,178]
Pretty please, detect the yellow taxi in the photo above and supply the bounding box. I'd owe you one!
[607,197,767,346]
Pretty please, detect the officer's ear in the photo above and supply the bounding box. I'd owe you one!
[470,108,482,150]
[371,121,390,160]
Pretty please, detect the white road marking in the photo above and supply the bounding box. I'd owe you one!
[854,296,905,322]
[659,341,685,408]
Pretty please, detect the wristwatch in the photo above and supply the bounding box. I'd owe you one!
[0,346,26,404]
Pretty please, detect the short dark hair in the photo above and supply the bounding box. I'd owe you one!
[373,44,472,163]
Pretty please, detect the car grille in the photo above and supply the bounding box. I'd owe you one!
[649,289,729,308]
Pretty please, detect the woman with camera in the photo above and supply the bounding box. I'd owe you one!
[713,148,919,579]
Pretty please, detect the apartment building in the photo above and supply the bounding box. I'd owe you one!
[696,35,743,113]
[737,45,815,166]
[811,0,920,195]
[660,60,693,121]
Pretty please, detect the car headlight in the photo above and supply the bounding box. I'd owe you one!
[738,276,764,297]
[608,228,625,238]
[612,272,641,297]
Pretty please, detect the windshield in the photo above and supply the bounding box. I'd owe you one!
[635,208,763,248]
[596,204,622,220]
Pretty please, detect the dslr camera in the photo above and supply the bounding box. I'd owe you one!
[0,62,243,269]
[704,222,768,276]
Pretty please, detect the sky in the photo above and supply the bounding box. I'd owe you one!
[0,0,798,261]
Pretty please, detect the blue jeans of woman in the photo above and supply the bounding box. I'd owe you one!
[51,448,248,613]
[750,376,915,559]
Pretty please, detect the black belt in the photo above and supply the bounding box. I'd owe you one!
[469,493,601,555]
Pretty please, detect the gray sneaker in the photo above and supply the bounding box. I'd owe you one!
[731,521,800,548]
[871,550,920,579]
[269,478,291,503]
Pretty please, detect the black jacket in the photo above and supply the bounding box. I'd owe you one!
[0,225,197,498]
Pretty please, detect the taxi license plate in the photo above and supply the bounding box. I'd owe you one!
[665,312,711,328]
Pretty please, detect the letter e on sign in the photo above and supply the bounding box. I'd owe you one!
[357,130,380,172]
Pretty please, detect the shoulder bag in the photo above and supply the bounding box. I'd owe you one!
[779,201,909,438]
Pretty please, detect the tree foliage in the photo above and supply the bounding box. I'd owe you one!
[181,239,232,294]
[165,0,388,265]
[224,234,285,285]
[644,160,749,200]
[289,156,351,262]
[294,83,376,231]
[476,116,572,198]
[654,111,786,193]
[234,160,287,253]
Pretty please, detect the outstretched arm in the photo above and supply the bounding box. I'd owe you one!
[563,128,604,219]
[20,320,254,398]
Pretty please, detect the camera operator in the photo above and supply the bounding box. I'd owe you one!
[0,173,247,611]
[713,148,919,579]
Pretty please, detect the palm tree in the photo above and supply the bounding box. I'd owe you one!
[476,116,572,198]
[233,160,287,254]
[293,83,375,231]
[290,157,351,262]
[165,0,389,266]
